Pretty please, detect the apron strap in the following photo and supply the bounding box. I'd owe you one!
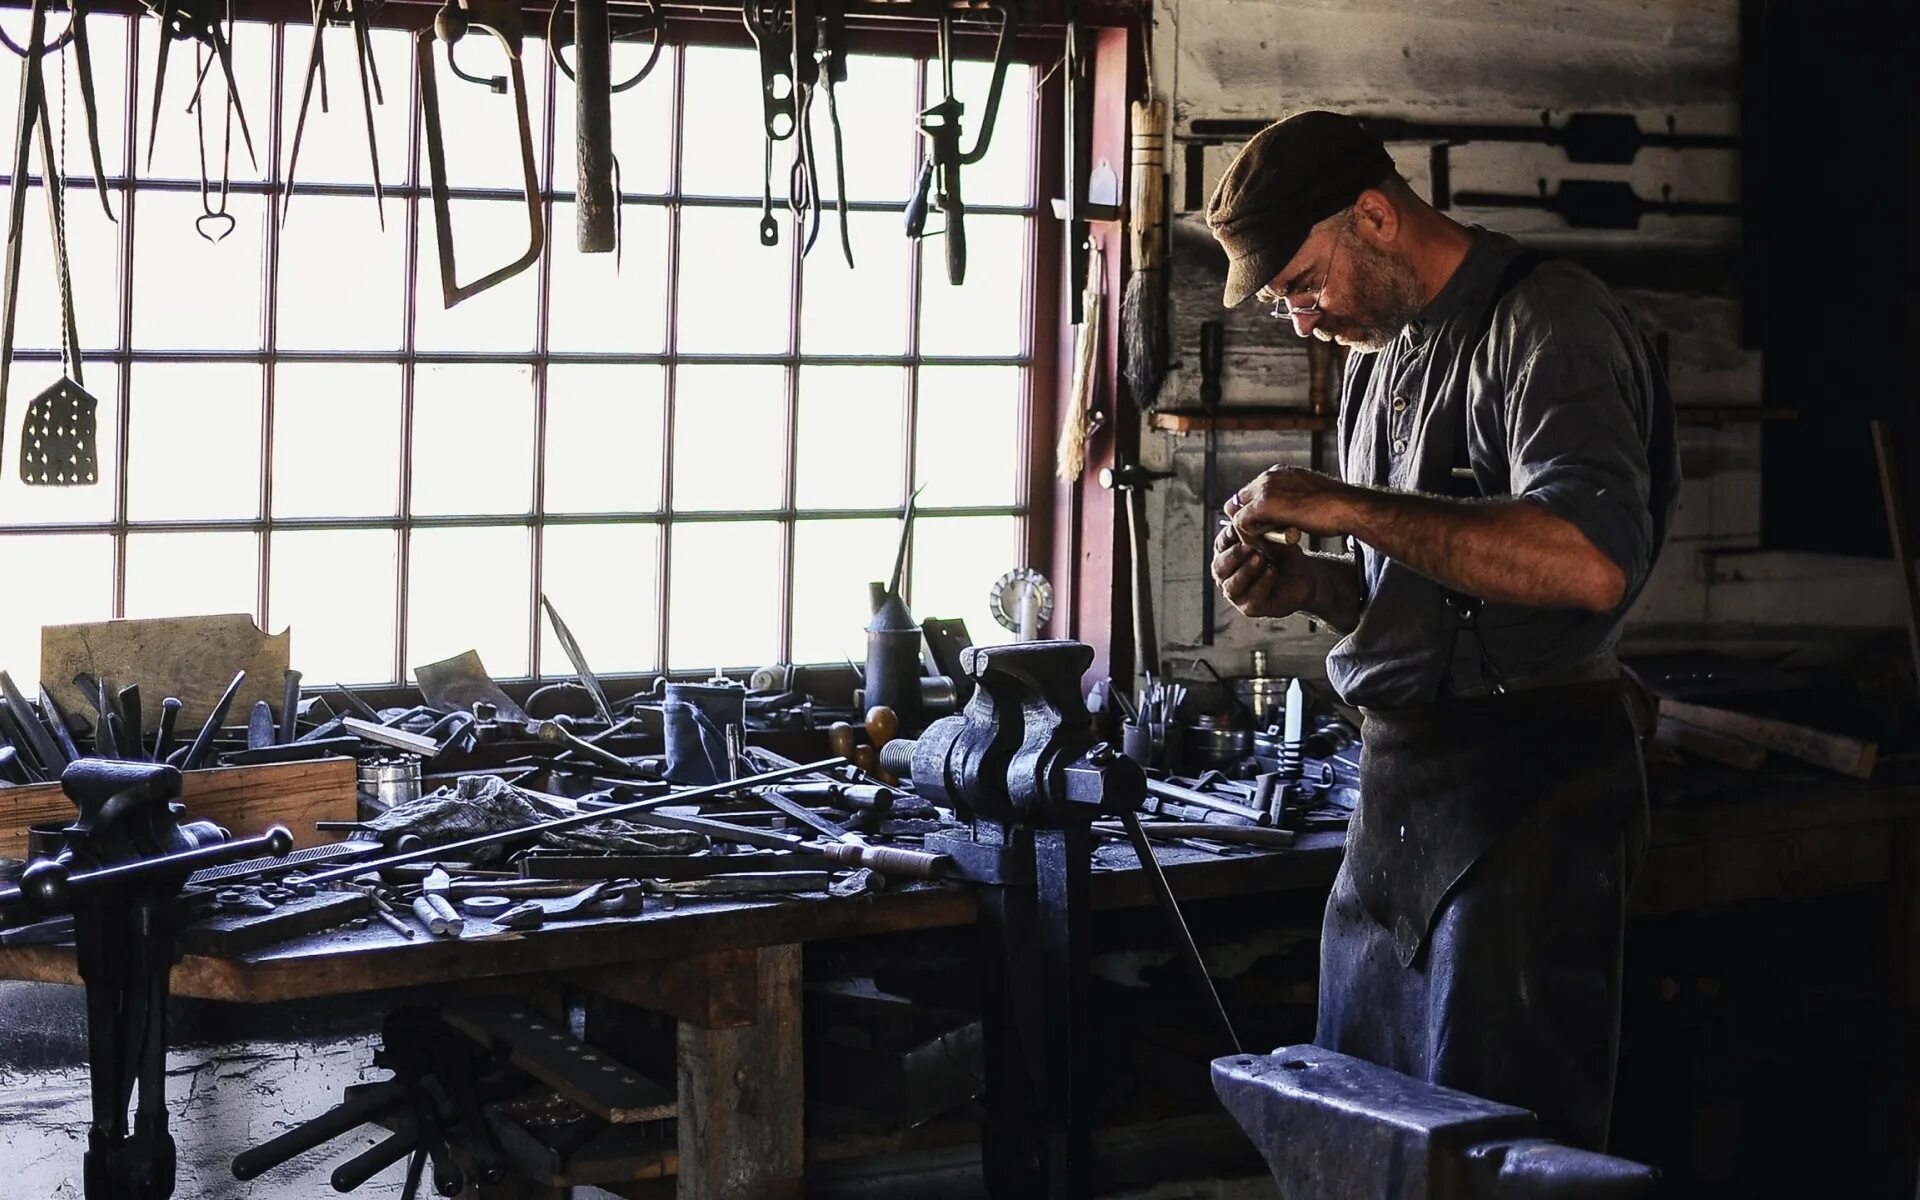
[1443,250,1550,698]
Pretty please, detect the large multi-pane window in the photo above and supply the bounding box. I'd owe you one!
[0,15,1042,690]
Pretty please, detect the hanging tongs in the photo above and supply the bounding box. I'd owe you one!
[2,0,103,485]
[810,0,854,267]
[284,0,388,229]
[784,0,854,266]
[417,0,545,307]
[141,0,260,172]
[905,0,1018,287]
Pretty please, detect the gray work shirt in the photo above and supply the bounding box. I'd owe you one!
[1325,229,1680,709]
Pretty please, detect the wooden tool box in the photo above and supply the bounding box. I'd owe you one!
[0,756,358,860]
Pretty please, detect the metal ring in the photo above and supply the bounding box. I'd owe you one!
[547,0,664,93]
[0,10,78,58]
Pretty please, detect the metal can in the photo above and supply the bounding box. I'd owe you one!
[357,756,423,820]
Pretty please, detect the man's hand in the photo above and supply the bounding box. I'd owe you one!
[1211,521,1317,619]
[1228,466,1359,543]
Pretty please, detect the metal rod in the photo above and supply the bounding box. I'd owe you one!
[303,757,843,885]
[573,0,616,252]
[1118,811,1241,1055]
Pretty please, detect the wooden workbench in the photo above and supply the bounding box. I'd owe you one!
[0,772,1911,1198]
[0,829,1346,1200]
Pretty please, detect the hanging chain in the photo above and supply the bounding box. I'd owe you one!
[54,0,76,377]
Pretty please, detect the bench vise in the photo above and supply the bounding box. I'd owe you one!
[877,640,1145,1199]
[0,759,291,1200]
[1213,1045,1659,1199]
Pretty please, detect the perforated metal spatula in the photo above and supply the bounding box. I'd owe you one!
[19,377,99,486]
[10,76,104,488]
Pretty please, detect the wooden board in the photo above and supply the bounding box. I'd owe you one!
[443,997,675,1124]
[0,757,356,859]
[1707,826,1892,906]
[1657,699,1878,779]
[40,613,291,735]
[1653,715,1766,770]
[179,891,371,957]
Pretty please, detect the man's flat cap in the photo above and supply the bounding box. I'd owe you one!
[1205,111,1395,307]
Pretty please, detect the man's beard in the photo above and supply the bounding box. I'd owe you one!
[1314,238,1424,353]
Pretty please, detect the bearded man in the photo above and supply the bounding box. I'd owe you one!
[1205,110,1680,1149]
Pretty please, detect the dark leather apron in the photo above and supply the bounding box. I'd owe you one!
[1315,679,1649,1150]
[1347,679,1645,967]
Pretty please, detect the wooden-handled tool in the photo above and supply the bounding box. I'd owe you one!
[1217,517,1302,547]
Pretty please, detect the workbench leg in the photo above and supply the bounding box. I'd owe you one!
[675,944,803,1200]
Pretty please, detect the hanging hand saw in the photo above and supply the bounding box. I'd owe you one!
[417,0,545,307]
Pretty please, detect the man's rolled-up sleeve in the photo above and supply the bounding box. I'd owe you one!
[1503,336,1654,602]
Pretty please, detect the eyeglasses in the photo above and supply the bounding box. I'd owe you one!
[1259,220,1350,321]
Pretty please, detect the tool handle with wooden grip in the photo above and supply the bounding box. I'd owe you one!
[1128,98,1166,271]
[815,841,951,881]
[1217,517,1301,546]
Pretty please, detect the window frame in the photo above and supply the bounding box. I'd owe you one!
[0,12,1064,685]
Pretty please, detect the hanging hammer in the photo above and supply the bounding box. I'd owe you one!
[1099,459,1174,685]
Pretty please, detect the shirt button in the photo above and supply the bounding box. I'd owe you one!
[1392,438,1408,454]
[1391,397,1408,413]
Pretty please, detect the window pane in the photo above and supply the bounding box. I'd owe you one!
[672,365,784,512]
[411,364,534,516]
[277,194,403,350]
[132,191,266,350]
[545,365,664,514]
[0,367,119,523]
[539,524,661,676]
[790,517,897,666]
[546,203,669,353]
[909,515,1020,645]
[679,46,770,198]
[126,364,262,521]
[667,521,780,670]
[0,534,113,690]
[917,214,1027,357]
[933,59,1034,208]
[914,365,1022,507]
[125,530,258,620]
[674,206,793,354]
[138,20,274,183]
[797,211,911,355]
[273,364,401,518]
[413,200,541,352]
[408,526,530,678]
[814,55,918,205]
[10,186,121,354]
[270,528,398,684]
[412,37,550,190]
[794,366,904,509]
[551,43,675,196]
[278,26,413,189]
